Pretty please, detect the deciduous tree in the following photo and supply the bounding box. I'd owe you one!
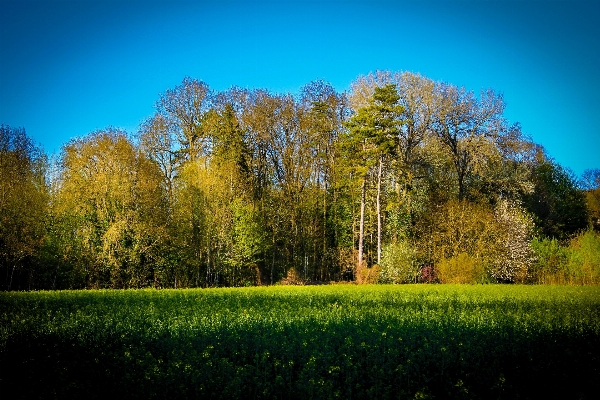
[55,129,168,288]
[156,77,213,162]
[523,156,588,240]
[431,84,506,201]
[0,125,48,290]
[582,169,600,231]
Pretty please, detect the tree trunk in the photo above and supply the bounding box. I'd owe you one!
[358,177,366,268]
[8,264,15,291]
[377,157,383,265]
[271,234,275,285]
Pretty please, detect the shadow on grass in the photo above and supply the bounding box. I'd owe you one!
[2,319,599,399]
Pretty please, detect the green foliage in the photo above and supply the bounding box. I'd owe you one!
[524,159,588,240]
[53,129,169,289]
[582,168,600,230]
[531,230,600,285]
[417,199,535,283]
[530,237,569,284]
[341,83,403,179]
[567,230,600,285]
[0,125,49,290]
[379,240,419,283]
[4,73,597,289]
[420,200,497,269]
[1,286,599,398]
[225,198,268,284]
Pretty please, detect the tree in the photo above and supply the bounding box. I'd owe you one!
[342,84,403,267]
[138,113,178,208]
[396,72,436,168]
[209,103,251,182]
[156,77,213,163]
[0,125,48,290]
[225,198,268,285]
[471,122,537,202]
[523,156,588,240]
[421,200,498,273]
[4,72,581,288]
[379,240,419,283]
[431,84,506,201]
[581,169,600,231]
[370,85,404,265]
[55,129,168,288]
[394,72,437,202]
[206,100,267,286]
[347,70,395,111]
[490,199,535,282]
[299,80,349,280]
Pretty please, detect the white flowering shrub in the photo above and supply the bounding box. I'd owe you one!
[490,199,536,282]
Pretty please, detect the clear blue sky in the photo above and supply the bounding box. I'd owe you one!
[1,0,598,176]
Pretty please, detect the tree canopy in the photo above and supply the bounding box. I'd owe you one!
[1,72,597,289]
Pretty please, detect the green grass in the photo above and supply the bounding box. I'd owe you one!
[1,285,599,399]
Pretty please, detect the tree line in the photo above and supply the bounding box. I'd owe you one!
[2,71,598,290]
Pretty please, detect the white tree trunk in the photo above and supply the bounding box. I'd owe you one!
[358,177,366,268]
[377,157,383,265]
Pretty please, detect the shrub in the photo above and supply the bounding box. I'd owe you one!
[567,230,600,285]
[356,263,381,284]
[379,241,419,284]
[489,200,535,283]
[420,263,437,283]
[530,230,600,285]
[436,253,487,284]
[420,200,498,268]
[418,199,534,283]
[280,267,305,285]
[530,237,569,284]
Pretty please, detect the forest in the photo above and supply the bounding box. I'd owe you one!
[2,70,599,290]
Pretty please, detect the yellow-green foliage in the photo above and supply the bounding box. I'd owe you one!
[418,199,535,283]
[425,200,497,264]
[530,237,569,284]
[379,240,419,283]
[436,252,487,284]
[567,230,600,284]
[531,230,600,285]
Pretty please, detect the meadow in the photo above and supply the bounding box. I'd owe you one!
[1,285,599,399]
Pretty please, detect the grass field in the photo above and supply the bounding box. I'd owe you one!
[1,285,599,399]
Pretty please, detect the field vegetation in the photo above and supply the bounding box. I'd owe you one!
[2,285,599,398]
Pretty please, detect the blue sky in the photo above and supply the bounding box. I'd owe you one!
[1,0,599,176]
